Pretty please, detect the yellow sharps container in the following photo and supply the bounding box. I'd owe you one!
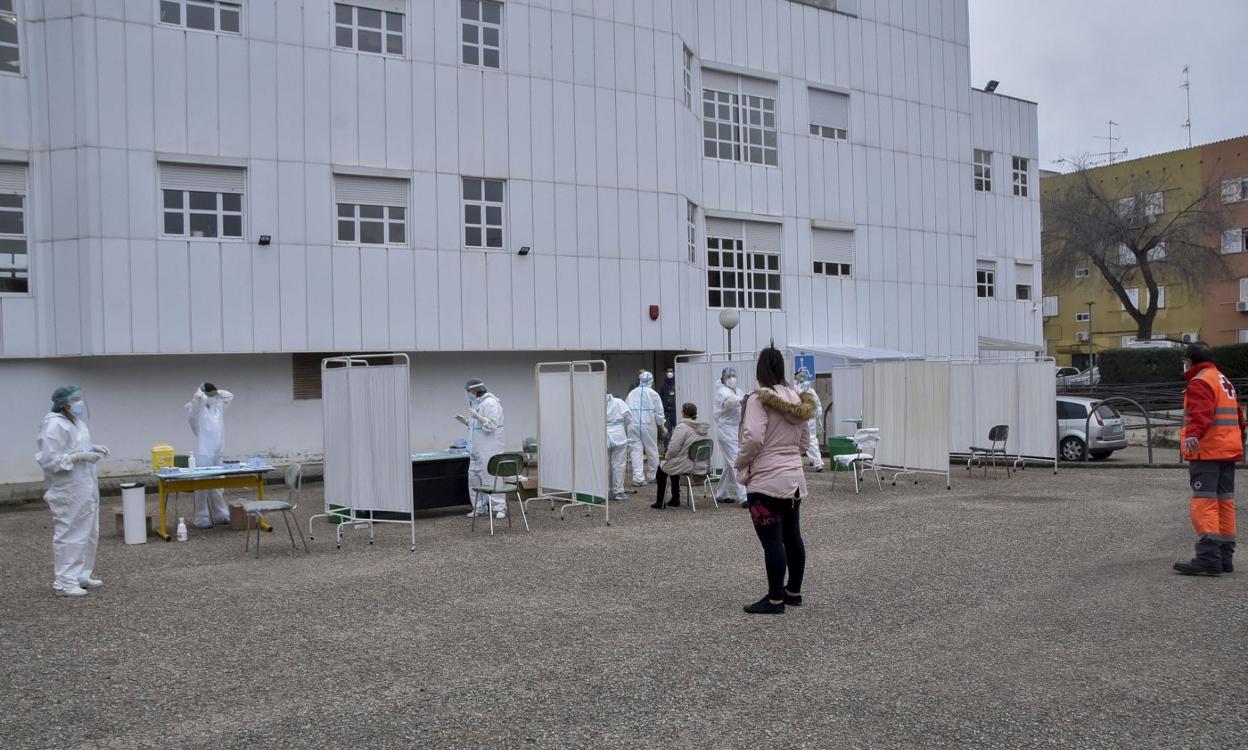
[150,444,175,472]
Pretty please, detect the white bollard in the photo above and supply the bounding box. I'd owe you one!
[120,482,147,545]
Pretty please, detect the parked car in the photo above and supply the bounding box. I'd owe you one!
[1056,366,1100,387]
[1056,396,1127,460]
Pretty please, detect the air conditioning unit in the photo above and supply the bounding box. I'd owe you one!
[1237,301,1248,313]
[1182,333,1197,343]
[1075,331,1090,342]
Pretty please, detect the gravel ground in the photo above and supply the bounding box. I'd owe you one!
[1,467,1245,750]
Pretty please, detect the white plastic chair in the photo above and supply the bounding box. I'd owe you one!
[831,429,883,494]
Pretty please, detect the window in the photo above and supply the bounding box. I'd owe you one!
[976,262,995,298]
[1121,287,1140,311]
[0,0,19,75]
[1222,178,1248,203]
[1118,244,1134,267]
[809,88,849,141]
[1223,228,1248,255]
[702,70,778,166]
[1075,312,1090,323]
[1117,196,1135,219]
[812,227,853,277]
[1011,156,1028,197]
[334,3,404,56]
[1149,285,1166,310]
[682,46,694,109]
[1074,267,1090,278]
[1144,191,1164,218]
[1240,278,1248,303]
[1042,295,1058,317]
[1239,330,1248,345]
[973,149,992,192]
[462,177,504,249]
[334,175,409,245]
[705,219,782,310]
[159,0,241,34]
[0,162,27,294]
[159,163,245,239]
[1147,241,1167,262]
[1057,401,1088,421]
[461,0,501,68]
[686,200,698,263]
[1015,262,1033,300]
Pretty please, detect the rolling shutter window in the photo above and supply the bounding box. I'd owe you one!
[159,163,246,193]
[705,217,743,240]
[743,221,782,254]
[700,68,739,93]
[292,353,350,400]
[812,228,854,264]
[0,162,26,193]
[809,89,850,130]
[739,74,777,98]
[352,0,406,11]
[333,174,410,206]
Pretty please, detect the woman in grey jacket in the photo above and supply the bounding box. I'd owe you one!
[651,403,711,509]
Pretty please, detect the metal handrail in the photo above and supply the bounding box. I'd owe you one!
[1083,396,1153,465]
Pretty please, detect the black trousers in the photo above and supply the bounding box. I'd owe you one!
[655,467,681,505]
[748,492,805,600]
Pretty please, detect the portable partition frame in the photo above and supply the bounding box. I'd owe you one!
[674,349,794,480]
[949,357,1059,473]
[863,359,953,489]
[309,354,416,551]
[531,361,610,524]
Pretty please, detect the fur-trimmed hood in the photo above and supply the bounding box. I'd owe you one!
[754,386,817,424]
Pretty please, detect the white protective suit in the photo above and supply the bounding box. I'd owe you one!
[799,379,823,469]
[606,394,634,501]
[467,392,507,513]
[626,374,666,484]
[35,413,101,593]
[713,381,747,501]
[186,388,234,526]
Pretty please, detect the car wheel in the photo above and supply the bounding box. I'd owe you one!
[1060,436,1086,461]
[1089,450,1113,460]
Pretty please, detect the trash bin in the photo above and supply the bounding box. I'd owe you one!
[121,482,147,544]
[825,437,856,471]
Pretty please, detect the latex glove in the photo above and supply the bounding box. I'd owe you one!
[658,424,669,438]
[1183,436,1200,455]
[468,409,486,424]
[71,451,101,464]
[91,444,110,456]
[455,414,470,427]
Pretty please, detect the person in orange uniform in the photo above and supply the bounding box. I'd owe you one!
[1174,342,1244,576]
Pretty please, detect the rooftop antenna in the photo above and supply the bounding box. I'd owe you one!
[1180,65,1192,147]
[1093,120,1127,164]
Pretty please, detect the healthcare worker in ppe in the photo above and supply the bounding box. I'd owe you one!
[186,382,234,528]
[606,392,634,502]
[627,371,667,485]
[796,369,824,471]
[464,379,507,519]
[35,386,108,597]
[713,367,748,506]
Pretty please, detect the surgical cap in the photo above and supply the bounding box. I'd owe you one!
[51,385,81,411]
[465,378,487,392]
[721,366,736,381]
[639,371,653,386]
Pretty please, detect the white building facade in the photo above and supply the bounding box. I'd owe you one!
[0,0,1040,482]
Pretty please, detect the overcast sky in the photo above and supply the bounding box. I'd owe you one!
[968,0,1248,169]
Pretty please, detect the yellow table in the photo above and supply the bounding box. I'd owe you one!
[153,466,274,541]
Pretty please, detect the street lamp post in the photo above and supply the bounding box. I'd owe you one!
[1086,301,1095,367]
[718,309,740,353]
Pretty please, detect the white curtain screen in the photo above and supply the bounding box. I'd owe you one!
[571,365,608,502]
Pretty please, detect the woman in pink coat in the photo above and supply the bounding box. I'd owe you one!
[734,346,817,614]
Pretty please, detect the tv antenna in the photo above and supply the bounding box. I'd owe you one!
[1180,65,1192,147]
[1092,120,1128,164]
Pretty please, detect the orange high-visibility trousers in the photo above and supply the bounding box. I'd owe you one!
[1189,460,1237,567]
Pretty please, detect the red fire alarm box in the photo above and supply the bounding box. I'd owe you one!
[649,304,660,320]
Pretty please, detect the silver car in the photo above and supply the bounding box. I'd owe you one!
[1056,396,1128,460]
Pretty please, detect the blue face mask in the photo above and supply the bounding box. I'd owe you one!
[69,401,86,417]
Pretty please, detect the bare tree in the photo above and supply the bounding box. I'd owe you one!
[1043,159,1230,340]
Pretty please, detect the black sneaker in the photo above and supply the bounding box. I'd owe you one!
[783,592,803,606]
[667,499,681,507]
[1173,560,1222,577]
[743,597,785,614]
[1223,561,1234,573]
[649,501,665,510]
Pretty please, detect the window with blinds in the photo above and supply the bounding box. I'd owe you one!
[292,353,349,400]
[0,161,28,294]
[702,69,778,166]
[812,227,852,277]
[808,88,849,141]
[159,162,246,239]
[334,174,409,245]
[705,218,782,310]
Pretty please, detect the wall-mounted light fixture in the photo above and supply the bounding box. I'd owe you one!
[517,245,531,256]
[258,235,272,246]
[984,80,999,93]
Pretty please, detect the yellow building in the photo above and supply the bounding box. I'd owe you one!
[1040,147,1206,368]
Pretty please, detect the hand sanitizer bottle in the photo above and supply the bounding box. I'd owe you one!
[176,517,188,542]
[188,454,197,470]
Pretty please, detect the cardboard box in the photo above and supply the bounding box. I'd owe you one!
[228,501,250,531]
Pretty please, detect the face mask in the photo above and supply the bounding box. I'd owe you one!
[665,371,674,380]
[1182,359,1192,373]
[725,377,738,389]
[69,401,86,418]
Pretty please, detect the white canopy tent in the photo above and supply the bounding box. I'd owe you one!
[533,361,610,524]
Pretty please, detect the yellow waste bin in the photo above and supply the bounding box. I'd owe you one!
[150,444,175,472]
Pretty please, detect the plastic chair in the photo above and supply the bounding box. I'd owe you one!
[968,425,1010,477]
[675,438,716,512]
[244,463,309,556]
[831,429,883,494]
[471,453,530,536]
